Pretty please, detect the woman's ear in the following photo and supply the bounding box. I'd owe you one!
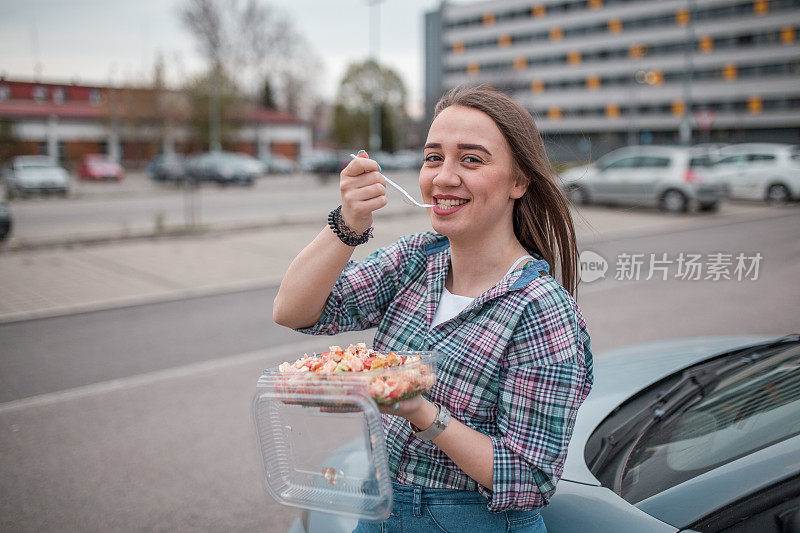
[510,171,528,200]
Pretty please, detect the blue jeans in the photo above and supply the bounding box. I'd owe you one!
[353,481,547,533]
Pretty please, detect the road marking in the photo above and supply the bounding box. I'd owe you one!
[0,340,314,414]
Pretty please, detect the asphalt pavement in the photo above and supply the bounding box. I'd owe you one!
[1,196,798,532]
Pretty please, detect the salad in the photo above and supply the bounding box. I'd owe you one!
[275,344,436,405]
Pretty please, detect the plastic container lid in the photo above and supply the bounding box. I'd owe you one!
[252,350,438,520]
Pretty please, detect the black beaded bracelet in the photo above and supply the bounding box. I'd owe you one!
[328,205,373,246]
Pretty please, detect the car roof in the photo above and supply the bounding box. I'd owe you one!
[719,143,793,153]
[561,334,777,485]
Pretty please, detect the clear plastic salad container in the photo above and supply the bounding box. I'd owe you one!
[252,349,438,520]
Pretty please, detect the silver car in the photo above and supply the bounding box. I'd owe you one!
[710,143,800,204]
[2,155,70,198]
[561,146,724,213]
[287,334,800,532]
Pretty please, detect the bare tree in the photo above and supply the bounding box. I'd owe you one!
[178,0,318,103]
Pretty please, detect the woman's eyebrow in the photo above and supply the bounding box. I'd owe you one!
[423,142,492,156]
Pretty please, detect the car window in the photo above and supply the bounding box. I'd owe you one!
[689,156,713,168]
[601,157,639,170]
[637,156,671,168]
[618,345,800,504]
[747,153,776,162]
[715,154,746,165]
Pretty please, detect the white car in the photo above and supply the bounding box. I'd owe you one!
[561,146,724,213]
[2,156,70,198]
[710,143,800,204]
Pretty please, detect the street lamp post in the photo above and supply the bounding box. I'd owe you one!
[679,0,696,146]
[368,0,385,153]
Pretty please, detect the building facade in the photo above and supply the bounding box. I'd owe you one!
[0,78,313,167]
[425,0,800,161]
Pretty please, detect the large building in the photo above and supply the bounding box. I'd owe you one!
[425,0,800,161]
[0,78,312,167]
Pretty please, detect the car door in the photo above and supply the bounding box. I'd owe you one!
[743,152,778,200]
[595,155,640,204]
[631,155,672,206]
[713,154,748,199]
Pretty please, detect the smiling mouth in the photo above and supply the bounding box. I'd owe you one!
[435,198,469,209]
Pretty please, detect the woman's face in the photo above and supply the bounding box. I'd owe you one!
[419,105,526,242]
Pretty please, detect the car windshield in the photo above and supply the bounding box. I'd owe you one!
[17,158,55,169]
[618,342,800,503]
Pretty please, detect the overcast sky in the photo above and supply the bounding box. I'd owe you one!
[0,0,455,116]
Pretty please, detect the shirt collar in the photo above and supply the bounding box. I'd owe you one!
[424,236,550,325]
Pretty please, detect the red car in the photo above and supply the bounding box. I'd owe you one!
[77,154,124,181]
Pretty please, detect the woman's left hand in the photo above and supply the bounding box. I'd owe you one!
[379,395,438,429]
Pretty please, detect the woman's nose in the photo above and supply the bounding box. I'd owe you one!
[432,160,461,188]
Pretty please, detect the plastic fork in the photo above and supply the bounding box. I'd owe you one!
[349,154,434,208]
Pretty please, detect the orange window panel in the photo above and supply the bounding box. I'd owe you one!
[467,63,480,76]
[671,99,685,116]
[699,35,714,53]
[606,103,620,119]
[754,0,769,16]
[629,43,646,59]
[781,26,796,45]
[513,56,528,71]
[531,79,545,93]
[608,18,623,34]
[587,75,601,90]
[676,8,690,27]
[748,96,763,114]
[567,50,582,65]
[547,107,562,121]
[532,4,546,18]
[550,27,564,41]
[452,41,466,54]
[589,0,603,10]
[498,34,512,48]
[483,12,496,26]
[723,62,738,82]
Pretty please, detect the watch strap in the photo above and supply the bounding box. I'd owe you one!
[413,403,450,442]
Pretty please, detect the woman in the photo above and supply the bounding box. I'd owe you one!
[273,86,593,532]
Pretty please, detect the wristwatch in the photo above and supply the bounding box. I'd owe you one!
[411,402,451,442]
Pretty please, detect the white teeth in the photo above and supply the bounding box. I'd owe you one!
[436,198,468,209]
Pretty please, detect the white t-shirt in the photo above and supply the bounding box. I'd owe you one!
[430,255,534,329]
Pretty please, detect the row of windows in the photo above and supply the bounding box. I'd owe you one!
[523,96,800,120]
[0,84,103,104]
[447,0,796,53]
[444,27,798,76]
[483,60,800,93]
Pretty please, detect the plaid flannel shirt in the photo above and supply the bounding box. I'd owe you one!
[298,232,593,512]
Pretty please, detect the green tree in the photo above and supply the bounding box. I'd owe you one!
[332,60,407,152]
[261,76,276,110]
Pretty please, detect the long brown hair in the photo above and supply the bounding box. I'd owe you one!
[434,85,580,298]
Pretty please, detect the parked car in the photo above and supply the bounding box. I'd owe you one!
[289,334,800,532]
[300,150,348,175]
[561,146,724,213]
[77,154,124,181]
[147,154,186,182]
[260,153,296,174]
[183,151,263,186]
[2,155,70,198]
[710,143,800,204]
[0,200,12,239]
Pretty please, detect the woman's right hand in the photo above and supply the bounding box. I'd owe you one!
[339,150,387,234]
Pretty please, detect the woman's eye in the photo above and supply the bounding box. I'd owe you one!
[463,155,483,164]
[424,154,442,163]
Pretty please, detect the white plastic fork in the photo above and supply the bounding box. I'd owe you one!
[349,154,434,208]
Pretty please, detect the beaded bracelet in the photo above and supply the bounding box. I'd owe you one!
[327,205,373,246]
